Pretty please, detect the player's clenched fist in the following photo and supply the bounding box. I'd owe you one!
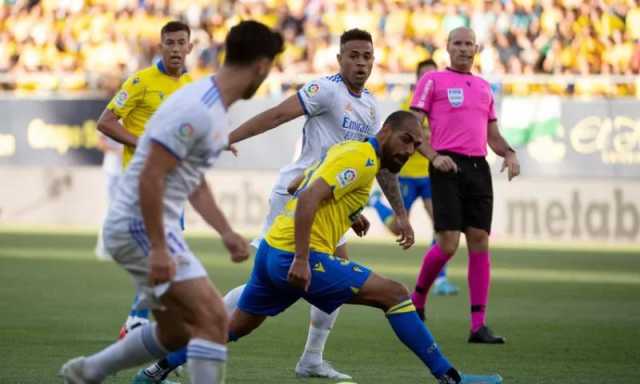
[222,231,250,263]
[351,214,370,237]
[288,257,311,291]
[148,248,176,285]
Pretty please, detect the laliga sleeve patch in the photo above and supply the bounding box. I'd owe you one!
[303,83,320,98]
[114,90,128,108]
[175,123,194,142]
[336,168,357,187]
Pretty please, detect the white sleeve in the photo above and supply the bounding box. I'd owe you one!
[149,115,209,160]
[296,77,337,117]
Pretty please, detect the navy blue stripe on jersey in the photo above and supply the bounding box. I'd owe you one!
[325,73,342,83]
[296,91,310,115]
[151,138,182,161]
[201,85,220,108]
[201,85,216,103]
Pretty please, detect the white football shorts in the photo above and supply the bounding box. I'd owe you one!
[103,216,207,309]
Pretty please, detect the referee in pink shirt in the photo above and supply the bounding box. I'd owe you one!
[410,27,520,344]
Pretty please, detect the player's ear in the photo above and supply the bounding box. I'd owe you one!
[255,57,272,77]
[188,42,194,53]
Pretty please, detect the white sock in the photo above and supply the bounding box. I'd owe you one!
[187,338,227,384]
[299,306,340,365]
[223,284,246,315]
[83,322,168,381]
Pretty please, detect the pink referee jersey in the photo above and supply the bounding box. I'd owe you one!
[410,68,496,157]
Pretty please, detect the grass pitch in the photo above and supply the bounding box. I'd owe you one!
[0,231,638,383]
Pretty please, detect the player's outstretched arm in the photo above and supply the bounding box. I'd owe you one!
[376,169,414,249]
[188,177,249,263]
[488,121,520,181]
[139,142,180,285]
[289,179,333,291]
[97,109,138,147]
[228,94,304,144]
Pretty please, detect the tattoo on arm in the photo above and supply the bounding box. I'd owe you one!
[376,169,407,217]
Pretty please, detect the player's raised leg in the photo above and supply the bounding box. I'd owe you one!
[348,272,502,384]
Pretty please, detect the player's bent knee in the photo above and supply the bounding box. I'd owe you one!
[378,279,411,311]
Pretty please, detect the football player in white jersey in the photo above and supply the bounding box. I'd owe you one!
[228,28,415,380]
[59,21,283,384]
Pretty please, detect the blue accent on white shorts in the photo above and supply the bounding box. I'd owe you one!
[238,240,372,316]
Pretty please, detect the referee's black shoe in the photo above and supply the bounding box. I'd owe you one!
[468,326,506,344]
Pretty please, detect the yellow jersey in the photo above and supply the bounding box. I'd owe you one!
[107,61,192,167]
[398,95,429,178]
[266,139,380,255]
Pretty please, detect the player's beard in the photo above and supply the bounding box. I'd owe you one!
[381,146,407,173]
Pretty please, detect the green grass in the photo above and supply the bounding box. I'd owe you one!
[1,232,639,383]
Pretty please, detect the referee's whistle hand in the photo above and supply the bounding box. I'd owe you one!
[433,155,458,173]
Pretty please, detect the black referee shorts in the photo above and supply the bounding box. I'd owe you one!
[429,151,493,233]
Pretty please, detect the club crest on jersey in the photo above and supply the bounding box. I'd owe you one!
[177,123,194,141]
[447,88,464,107]
[114,90,128,108]
[345,102,353,112]
[337,168,357,187]
[304,83,320,97]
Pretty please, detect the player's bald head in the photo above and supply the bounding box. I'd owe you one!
[447,27,476,46]
[382,110,421,134]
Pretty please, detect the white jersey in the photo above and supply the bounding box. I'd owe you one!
[108,77,229,227]
[275,73,381,193]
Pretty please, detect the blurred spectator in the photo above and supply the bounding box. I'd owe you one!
[0,0,639,97]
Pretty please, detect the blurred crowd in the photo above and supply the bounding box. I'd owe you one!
[2,0,640,97]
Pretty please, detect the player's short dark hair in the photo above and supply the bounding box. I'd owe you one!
[416,59,437,76]
[340,29,373,47]
[224,20,284,66]
[161,21,191,38]
[383,110,419,131]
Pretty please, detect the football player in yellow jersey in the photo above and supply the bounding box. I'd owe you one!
[95,21,193,364]
[369,59,460,298]
[97,21,193,168]
[227,111,502,384]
